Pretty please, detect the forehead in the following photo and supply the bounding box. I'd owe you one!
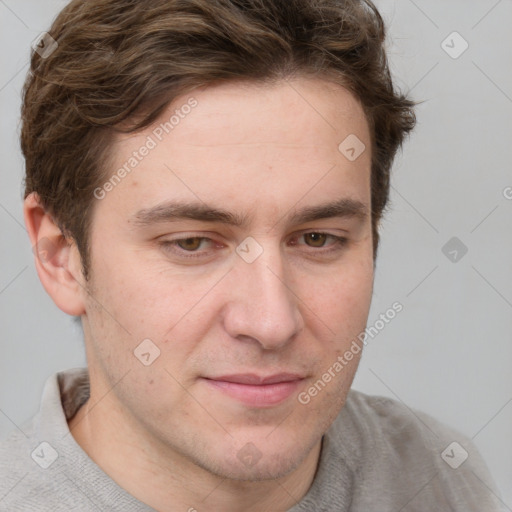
[155,78,368,147]
[98,77,372,228]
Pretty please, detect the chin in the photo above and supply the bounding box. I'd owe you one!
[190,432,318,482]
[211,453,305,482]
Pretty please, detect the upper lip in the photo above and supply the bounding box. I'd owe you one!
[205,373,304,385]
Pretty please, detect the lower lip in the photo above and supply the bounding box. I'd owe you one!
[202,379,302,407]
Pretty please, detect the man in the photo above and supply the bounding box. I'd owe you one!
[0,0,505,510]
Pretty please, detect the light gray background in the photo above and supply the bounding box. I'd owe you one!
[1,0,511,506]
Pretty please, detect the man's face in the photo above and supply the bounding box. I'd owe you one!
[80,77,374,480]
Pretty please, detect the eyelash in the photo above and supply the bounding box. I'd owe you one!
[160,232,348,259]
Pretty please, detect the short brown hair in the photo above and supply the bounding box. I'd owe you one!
[21,0,416,280]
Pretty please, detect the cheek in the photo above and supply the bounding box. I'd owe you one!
[303,260,374,335]
[84,246,224,378]
[87,245,172,327]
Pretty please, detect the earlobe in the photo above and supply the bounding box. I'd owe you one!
[24,192,86,316]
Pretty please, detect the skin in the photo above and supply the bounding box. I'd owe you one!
[24,77,374,512]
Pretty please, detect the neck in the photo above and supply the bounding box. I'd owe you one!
[68,390,321,512]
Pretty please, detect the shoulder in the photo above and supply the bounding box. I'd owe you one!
[0,419,73,511]
[0,369,153,512]
[327,389,506,511]
[342,389,461,444]
[341,389,476,450]
[0,426,33,496]
[339,388,486,469]
[0,370,88,511]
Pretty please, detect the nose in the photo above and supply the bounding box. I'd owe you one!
[221,243,304,351]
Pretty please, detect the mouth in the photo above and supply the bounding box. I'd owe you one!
[201,373,305,407]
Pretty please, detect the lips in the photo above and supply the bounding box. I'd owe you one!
[202,373,304,407]
[209,373,303,385]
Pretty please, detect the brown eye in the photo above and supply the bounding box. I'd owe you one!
[304,233,328,247]
[176,237,203,251]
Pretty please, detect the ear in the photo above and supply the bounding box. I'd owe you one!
[24,192,86,316]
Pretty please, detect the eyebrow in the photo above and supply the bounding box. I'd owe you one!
[132,198,368,229]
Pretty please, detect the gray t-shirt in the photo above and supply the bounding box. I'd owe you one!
[0,368,506,511]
